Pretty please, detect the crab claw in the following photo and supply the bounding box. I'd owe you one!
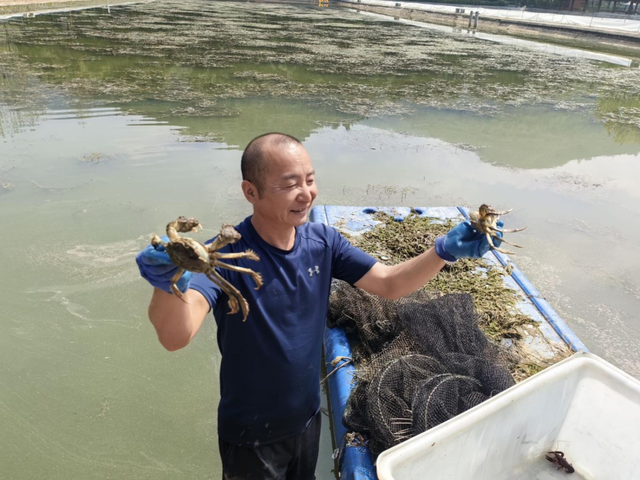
[485,206,512,216]
[171,216,202,233]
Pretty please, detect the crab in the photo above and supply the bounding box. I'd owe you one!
[546,451,575,474]
[151,217,263,321]
[468,204,527,255]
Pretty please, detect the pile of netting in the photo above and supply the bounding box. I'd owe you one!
[327,280,515,459]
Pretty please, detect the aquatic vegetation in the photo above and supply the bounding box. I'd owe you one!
[351,212,532,341]
[597,94,640,144]
[350,211,570,378]
[0,0,639,141]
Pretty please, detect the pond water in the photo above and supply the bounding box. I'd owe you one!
[1,1,640,478]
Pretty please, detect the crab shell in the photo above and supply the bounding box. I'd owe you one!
[165,237,211,274]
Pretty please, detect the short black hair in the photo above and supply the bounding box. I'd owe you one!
[241,132,303,196]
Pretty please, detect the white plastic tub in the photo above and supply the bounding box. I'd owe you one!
[376,352,640,480]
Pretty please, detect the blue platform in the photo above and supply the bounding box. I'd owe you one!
[310,205,587,480]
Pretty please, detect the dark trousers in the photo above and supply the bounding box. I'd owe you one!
[219,411,321,480]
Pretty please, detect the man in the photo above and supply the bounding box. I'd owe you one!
[136,133,498,479]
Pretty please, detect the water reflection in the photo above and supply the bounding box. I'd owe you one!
[365,106,640,167]
[597,94,640,145]
[2,95,637,169]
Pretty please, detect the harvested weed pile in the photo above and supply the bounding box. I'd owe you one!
[352,211,530,341]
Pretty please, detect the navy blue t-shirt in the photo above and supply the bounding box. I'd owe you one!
[190,216,377,446]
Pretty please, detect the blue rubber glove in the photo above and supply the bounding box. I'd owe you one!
[135,236,192,294]
[435,221,503,261]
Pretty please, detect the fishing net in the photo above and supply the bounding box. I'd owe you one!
[328,281,515,459]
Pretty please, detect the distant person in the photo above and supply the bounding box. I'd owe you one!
[136,132,499,479]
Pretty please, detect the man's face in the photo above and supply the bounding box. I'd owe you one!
[250,143,317,228]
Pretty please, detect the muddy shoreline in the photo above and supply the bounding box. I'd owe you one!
[339,1,640,57]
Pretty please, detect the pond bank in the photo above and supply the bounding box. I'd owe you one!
[0,0,147,17]
[339,0,640,57]
[246,0,318,4]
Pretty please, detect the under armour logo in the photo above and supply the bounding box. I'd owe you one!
[308,266,320,277]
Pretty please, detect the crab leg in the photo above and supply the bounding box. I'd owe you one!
[494,226,527,234]
[214,261,264,290]
[213,250,260,262]
[204,271,240,314]
[487,230,525,249]
[486,232,516,255]
[209,269,251,322]
[205,272,241,315]
[170,269,189,303]
[496,237,524,249]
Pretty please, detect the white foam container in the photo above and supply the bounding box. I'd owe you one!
[376,352,640,480]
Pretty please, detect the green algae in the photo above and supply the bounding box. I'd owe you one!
[0,0,639,141]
